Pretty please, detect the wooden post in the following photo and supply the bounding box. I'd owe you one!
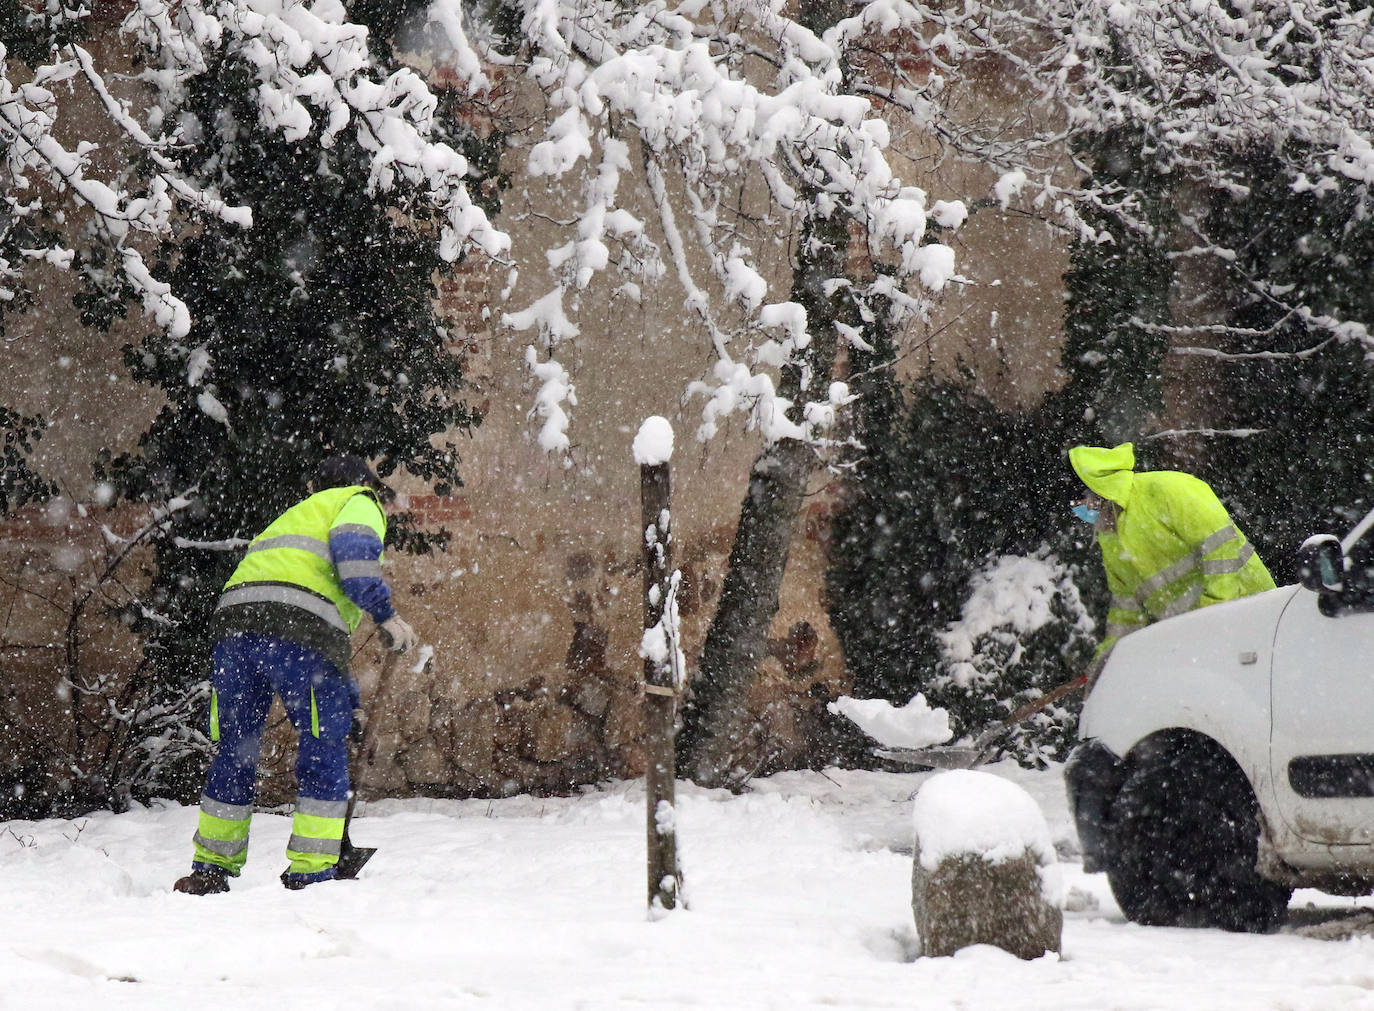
[639,425,684,912]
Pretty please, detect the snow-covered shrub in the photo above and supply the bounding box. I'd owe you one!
[104,3,509,769]
[925,552,1097,767]
[0,2,511,811]
[827,371,1100,768]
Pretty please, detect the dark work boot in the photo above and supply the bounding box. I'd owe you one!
[281,867,338,890]
[173,865,231,895]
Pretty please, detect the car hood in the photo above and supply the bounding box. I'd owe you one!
[1082,584,1302,748]
[1110,584,1300,666]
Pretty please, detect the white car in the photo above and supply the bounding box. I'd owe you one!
[1066,516,1374,932]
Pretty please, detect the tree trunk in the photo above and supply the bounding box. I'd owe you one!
[678,202,850,788]
[677,439,818,787]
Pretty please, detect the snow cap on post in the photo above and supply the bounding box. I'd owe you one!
[912,770,1057,880]
[633,416,674,467]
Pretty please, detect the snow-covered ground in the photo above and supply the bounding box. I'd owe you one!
[6,763,1374,1010]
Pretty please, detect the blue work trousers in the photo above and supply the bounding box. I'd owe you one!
[205,634,356,809]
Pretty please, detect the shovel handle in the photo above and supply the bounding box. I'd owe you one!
[972,673,1089,749]
[360,649,402,768]
[1003,672,1088,725]
[342,650,401,830]
[339,646,434,878]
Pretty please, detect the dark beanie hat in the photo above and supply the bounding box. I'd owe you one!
[315,454,383,491]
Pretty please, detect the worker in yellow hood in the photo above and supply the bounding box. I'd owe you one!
[1070,443,1276,665]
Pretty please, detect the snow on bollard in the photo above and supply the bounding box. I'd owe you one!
[910,770,1062,959]
[632,414,674,467]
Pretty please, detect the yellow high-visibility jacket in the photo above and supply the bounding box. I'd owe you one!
[1070,444,1276,658]
[213,485,388,674]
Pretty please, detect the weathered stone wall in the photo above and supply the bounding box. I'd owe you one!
[253,492,847,804]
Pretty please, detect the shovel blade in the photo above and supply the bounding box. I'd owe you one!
[874,746,988,770]
[335,838,377,880]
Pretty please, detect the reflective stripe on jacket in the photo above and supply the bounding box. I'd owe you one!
[220,485,387,633]
[1070,444,1276,658]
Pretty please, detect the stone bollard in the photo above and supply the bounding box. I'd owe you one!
[910,769,1062,959]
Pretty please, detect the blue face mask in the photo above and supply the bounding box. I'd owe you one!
[1072,504,1101,525]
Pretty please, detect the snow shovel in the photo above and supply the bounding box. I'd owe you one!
[874,673,1088,770]
[336,648,402,880]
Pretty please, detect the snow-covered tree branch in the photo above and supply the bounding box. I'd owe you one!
[951,0,1374,353]
[2,1,507,350]
[500,0,964,453]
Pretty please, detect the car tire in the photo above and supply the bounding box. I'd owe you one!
[1105,747,1291,932]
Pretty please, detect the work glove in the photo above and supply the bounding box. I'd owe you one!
[349,707,366,744]
[379,614,418,654]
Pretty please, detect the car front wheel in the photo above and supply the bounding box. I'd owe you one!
[1105,747,1291,932]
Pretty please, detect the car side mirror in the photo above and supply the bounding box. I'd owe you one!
[1297,534,1344,593]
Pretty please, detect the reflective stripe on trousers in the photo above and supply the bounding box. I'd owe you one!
[192,794,253,873]
[285,797,348,875]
